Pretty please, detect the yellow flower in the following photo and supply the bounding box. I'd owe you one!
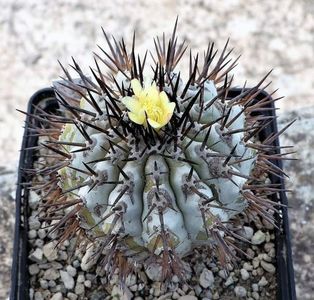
[122,78,175,130]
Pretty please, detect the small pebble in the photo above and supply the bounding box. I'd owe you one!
[49,280,57,288]
[260,261,276,274]
[258,276,268,287]
[43,268,60,281]
[29,248,44,263]
[29,190,40,209]
[84,280,92,288]
[252,283,259,292]
[252,230,266,245]
[75,283,85,295]
[29,215,41,230]
[225,275,234,286]
[66,265,77,277]
[67,292,78,300]
[77,274,85,283]
[264,242,274,253]
[72,260,80,268]
[234,285,247,298]
[60,270,75,289]
[199,268,214,288]
[34,291,44,300]
[212,291,220,299]
[38,229,46,239]
[145,263,163,281]
[243,262,253,271]
[34,239,44,248]
[42,290,51,299]
[43,241,58,262]
[29,264,40,275]
[80,244,99,271]
[50,292,63,300]
[218,269,228,279]
[39,279,49,289]
[252,257,260,269]
[58,250,68,261]
[178,296,198,300]
[28,229,37,239]
[111,285,133,300]
[241,226,254,240]
[240,268,250,280]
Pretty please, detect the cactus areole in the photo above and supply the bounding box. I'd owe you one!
[31,21,292,282]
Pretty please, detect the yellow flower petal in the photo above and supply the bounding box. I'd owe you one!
[123,78,175,129]
[128,110,145,125]
[131,79,142,97]
[165,102,176,114]
[147,86,160,104]
[159,91,169,104]
[147,118,162,129]
[122,96,141,112]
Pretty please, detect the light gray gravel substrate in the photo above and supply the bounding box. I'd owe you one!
[27,187,277,300]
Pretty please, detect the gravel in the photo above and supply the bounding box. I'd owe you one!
[199,268,214,288]
[234,285,247,298]
[60,270,75,290]
[43,241,58,262]
[252,230,266,245]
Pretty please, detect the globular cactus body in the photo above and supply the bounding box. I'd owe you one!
[31,21,292,281]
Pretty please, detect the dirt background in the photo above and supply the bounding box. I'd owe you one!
[0,0,313,299]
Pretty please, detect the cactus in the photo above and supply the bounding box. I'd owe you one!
[28,20,293,282]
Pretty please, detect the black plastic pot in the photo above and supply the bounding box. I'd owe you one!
[10,88,296,300]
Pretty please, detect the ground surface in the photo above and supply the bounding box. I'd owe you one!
[0,0,313,299]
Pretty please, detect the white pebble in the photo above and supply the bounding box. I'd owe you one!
[34,291,44,300]
[243,262,253,271]
[29,191,40,209]
[39,279,49,289]
[29,264,40,275]
[252,230,266,245]
[218,269,228,279]
[58,250,68,261]
[35,239,44,248]
[199,268,214,288]
[84,280,92,288]
[50,292,63,300]
[260,261,276,274]
[43,242,58,262]
[258,276,268,287]
[80,244,99,271]
[77,274,85,283]
[225,276,234,286]
[234,286,247,298]
[241,226,254,240]
[37,229,46,239]
[75,283,85,295]
[29,248,44,263]
[60,270,75,289]
[252,283,259,292]
[67,292,78,300]
[29,215,41,230]
[28,229,37,239]
[240,268,250,280]
[43,268,60,281]
[145,263,163,281]
[66,265,77,277]
[49,280,57,288]
[111,285,133,300]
